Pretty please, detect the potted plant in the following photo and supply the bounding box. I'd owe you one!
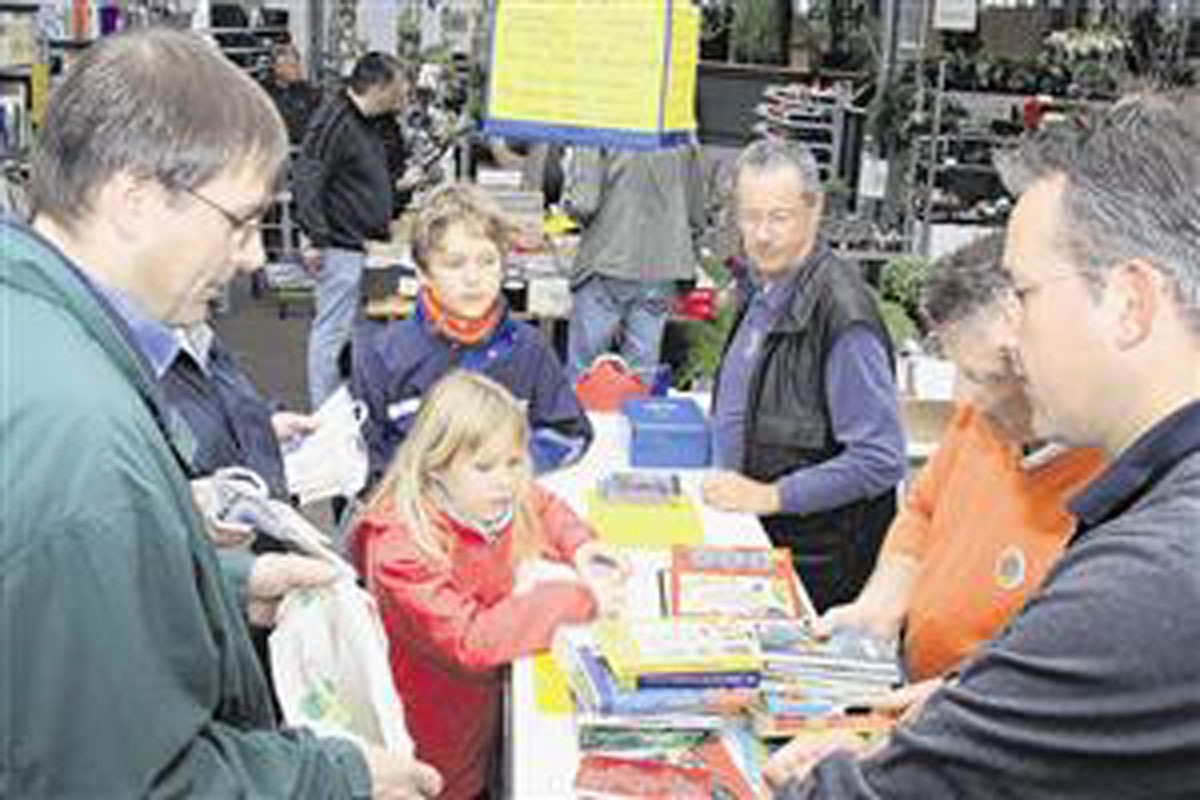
[730,0,786,64]
[874,253,930,350]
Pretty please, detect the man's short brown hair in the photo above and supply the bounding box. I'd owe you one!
[30,29,288,229]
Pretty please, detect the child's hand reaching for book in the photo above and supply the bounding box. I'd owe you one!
[573,541,632,583]
[513,558,583,595]
[582,573,626,618]
[573,541,631,618]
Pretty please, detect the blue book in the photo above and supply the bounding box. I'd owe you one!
[575,647,754,716]
[637,670,761,689]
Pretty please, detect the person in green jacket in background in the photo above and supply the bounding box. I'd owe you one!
[0,29,440,799]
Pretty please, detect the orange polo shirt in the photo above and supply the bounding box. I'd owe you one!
[886,404,1105,681]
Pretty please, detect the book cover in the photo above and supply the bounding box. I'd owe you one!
[573,646,756,715]
[573,754,712,799]
[669,545,815,621]
[576,714,721,754]
[750,707,896,741]
[684,735,757,800]
[595,618,762,690]
[755,621,900,677]
[598,471,684,505]
[586,489,704,549]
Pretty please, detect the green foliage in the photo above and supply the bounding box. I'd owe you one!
[879,254,931,318]
[675,298,736,391]
[874,294,920,348]
[731,0,784,64]
[876,254,931,348]
[672,253,734,389]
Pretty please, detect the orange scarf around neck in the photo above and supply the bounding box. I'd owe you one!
[418,284,503,346]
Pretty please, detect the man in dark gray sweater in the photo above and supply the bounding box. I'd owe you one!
[767,93,1200,798]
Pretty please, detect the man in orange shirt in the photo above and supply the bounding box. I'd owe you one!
[819,231,1104,685]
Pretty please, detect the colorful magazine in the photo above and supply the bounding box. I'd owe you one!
[574,753,713,799]
[595,618,763,690]
[598,471,684,505]
[563,644,756,716]
[750,707,896,741]
[669,545,815,621]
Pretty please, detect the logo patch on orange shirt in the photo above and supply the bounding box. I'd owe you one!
[995,545,1027,591]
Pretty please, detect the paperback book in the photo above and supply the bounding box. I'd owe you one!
[573,753,712,799]
[755,621,900,682]
[749,707,896,741]
[598,471,684,505]
[574,728,757,800]
[594,618,763,690]
[667,545,816,621]
[556,633,757,716]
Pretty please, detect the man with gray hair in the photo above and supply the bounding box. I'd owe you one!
[0,30,439,798]
[766,93,1200,798]
[702,138,906,612]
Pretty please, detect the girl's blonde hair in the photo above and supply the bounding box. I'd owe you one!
[368,370,539,566]
[410,182,513,274]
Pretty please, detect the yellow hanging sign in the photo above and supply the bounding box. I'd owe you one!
[484,0,698,149]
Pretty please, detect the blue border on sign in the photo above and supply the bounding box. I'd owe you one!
[481,118,692,150]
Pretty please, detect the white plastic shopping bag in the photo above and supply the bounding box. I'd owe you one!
[269,579,414,757]
[283,385,370,506]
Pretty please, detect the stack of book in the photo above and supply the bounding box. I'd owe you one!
[752,619,901,739]
[573,717,761,799]
[554,628,758,717]
[595,617,764,691]
[556,544,904,793]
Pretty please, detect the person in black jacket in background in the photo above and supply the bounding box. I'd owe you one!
[294,52,418,409]
[258,44,321,265]
[263,43,321,146]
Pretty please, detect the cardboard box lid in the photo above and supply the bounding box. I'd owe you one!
[623,396,708,429]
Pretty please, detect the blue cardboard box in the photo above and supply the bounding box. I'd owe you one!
[623,396,711,468]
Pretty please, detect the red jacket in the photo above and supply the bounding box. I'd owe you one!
[351,484,598,799]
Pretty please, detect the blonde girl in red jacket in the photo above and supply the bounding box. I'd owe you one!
[349,370,626,800]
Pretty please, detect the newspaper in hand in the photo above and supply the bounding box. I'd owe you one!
[283,385,370,506]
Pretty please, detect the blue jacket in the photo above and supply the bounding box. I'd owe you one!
[161,335,289,500]
[352,303,592,485]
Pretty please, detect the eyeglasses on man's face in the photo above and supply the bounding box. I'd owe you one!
[182,185,270,246]
[736,206,810,234]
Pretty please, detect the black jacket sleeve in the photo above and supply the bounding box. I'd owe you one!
[293,102,343,247]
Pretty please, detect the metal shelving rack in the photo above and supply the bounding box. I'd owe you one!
[753,83,860,187]
[907,62,1024,255]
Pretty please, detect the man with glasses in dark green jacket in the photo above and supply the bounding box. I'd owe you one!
[0,29,439,799]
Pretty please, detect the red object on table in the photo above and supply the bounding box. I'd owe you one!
[673,287,717,321]
[574,355,651,412]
